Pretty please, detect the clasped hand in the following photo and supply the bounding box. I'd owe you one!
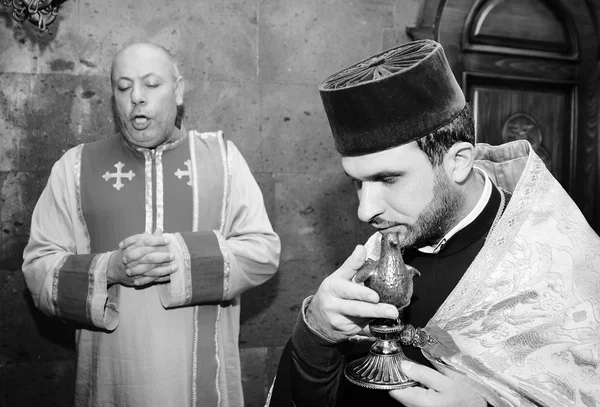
[108,228,178,287]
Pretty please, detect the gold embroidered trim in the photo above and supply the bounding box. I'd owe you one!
[214,304,222,407]
[155,149,165,231]
[189,131,200,405]
[192,305,199,407]
[51,255,69,319]
[86,254,99,323]
[189,131,199,232]
[217,132,228,234]
[74,144,91,253]
[143,150,154,234]
[215,131,227,407]
[432,146,545,325]
[175,232,192,305]
[214,231,230,299]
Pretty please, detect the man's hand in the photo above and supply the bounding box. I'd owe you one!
[306,245,398,342]
[389,361,487,407]
[107,229,178,287]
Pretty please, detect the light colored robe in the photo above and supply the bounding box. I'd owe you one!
[22,129,281,407]
[365,140,599,406]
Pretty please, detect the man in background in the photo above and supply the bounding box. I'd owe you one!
[23,42,281,407]
[270,40,600,407]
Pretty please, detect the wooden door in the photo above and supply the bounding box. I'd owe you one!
[407,0,599,232]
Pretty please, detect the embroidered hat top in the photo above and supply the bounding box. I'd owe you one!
[318,39,466,156]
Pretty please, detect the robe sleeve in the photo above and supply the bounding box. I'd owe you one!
[22,146,119,331]
[270,296,346,407]
[158,140,281,307]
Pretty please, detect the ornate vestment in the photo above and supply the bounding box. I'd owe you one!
[418,140,600,406]
[23,129,281,407]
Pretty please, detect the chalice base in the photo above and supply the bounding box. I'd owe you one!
[344,347,418,390]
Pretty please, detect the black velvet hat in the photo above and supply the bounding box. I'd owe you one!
[319,40,466,156]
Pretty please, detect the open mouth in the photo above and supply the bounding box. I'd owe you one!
[131,115,151,131]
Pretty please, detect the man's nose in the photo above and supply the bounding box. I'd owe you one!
[357,182,384,223]
[131,84,147,105]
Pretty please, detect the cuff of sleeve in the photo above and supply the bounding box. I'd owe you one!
[182,230,225,303]
[158,233,192,308]
[291,296,342,373]
[56,253,119,330]
[91,252,119,331]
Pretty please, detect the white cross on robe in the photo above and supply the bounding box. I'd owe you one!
[102,161,135,191]
[175,159,192,186]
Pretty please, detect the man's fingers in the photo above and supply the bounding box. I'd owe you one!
[389,385,434,406]
[340,300,398,320]
[140,263,178,278]
[119,233,170,251]
[119,233,146,249]
[126,251,173,266]
[133,274,170,287]
[399,360,451,392]
[123,245,171,264]
[333,245,367,280]
[330,279,379,303]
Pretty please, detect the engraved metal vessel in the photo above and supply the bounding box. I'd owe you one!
[345,232,424,390]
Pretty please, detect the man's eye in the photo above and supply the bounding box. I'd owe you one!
[146,83,160,88]
[118,85,130,91]
[381,177,397,184]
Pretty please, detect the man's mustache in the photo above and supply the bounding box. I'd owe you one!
[370,217,399,229]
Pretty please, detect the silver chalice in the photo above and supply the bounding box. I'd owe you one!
[345,232,435,390]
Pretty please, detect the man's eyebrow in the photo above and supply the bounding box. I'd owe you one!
[115,73,161,82]
[345,170,403,182]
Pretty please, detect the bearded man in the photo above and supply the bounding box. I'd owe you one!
[269,40,600,407]
[22,42,281,407]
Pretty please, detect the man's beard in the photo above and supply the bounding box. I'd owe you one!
[372,168,465,249]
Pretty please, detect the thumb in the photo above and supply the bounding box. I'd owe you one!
[334,245,367,280]
[400,360,450,391]
[153,228,163,236]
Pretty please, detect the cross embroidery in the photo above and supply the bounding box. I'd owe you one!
[175,159,192,186]
[102,161,135,191]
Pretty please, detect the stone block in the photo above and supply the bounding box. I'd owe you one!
[3,73,80,172]
[273,171,361,263]
[253,172,276,223]
[66,74,116,146]
[0,170,43,268]
[240,259,334,348]
[0,268,75,365]
[77,1,258,81]
[240,347,267,407]
[0,360,75,407]
[0,73,33,171]
[0,171,47,225]
[239,345,285,407]
[0,220,29,270]
[259,0,394,85]
[183,80,262,172]
[260,82,338,174]
[0,0,79,74]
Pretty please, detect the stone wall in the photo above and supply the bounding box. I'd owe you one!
[0,0,422,405]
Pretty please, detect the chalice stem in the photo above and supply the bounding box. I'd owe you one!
[344,318,418,390]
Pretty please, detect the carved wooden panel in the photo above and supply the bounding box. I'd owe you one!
[467,77,573,185]
[407,0,599,231]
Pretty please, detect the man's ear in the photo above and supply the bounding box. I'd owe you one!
[443,142,475,184]
[175,76,185,106]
